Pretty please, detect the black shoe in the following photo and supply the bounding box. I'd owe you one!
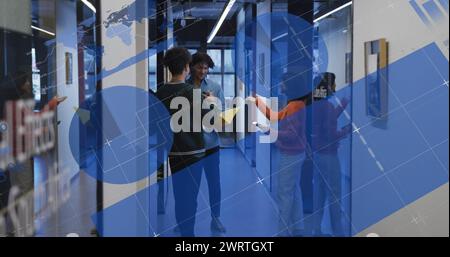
[211,218,226,233]
[90,229,99,237]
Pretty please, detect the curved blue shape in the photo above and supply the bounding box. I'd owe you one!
[69,86,173,184]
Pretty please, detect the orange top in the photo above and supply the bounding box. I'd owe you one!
[47,97,59,110]
[255,97,305,122]
[255,96,307,154]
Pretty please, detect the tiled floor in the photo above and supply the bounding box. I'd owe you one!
[35,171,98,237]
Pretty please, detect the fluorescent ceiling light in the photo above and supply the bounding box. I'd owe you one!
[207,0,236,44]
[81,0,97,13]
[31,25,55,36]
[314,1,352,23]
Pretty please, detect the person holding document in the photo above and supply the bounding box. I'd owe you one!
[248,73,310,236]
[156,47,206,237]
[187,52,227,233]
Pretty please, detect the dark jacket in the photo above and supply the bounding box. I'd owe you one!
[311,98,350,154]
[156,82,206,157]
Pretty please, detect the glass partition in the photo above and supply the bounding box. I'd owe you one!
[310,2,353,237]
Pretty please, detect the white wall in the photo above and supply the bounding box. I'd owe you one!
[56,0,79,179]
[352,0,448,236]
[353,0,448,82]
[100,0,153,236]
[358,183,449,237]
[101,1,149,90]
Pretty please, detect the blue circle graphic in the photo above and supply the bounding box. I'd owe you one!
[232,12,329,101]
[69,86,173,184]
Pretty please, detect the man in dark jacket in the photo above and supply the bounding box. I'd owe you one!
[156,47,207,237]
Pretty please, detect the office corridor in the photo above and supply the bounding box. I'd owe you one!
[34,148,283,237]
[1,0,447,240]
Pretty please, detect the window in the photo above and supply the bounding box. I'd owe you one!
[148,49,157,92]
[207,49,236,99]
[223,75,235,98]
[31,48,41,102]
[207,49,222,72]
[207,74,222,87]
[224,49,234,73]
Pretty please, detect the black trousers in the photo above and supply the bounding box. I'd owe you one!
[203,147,221,218]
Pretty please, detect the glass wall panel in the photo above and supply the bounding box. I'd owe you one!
[310,3,353,237]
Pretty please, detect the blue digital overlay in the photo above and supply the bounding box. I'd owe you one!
[69,86,173,184]
[91,43,448,237]
[233,12,329,100]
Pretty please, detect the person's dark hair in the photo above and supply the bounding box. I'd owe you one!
[13,69,33,98]
[163,47,192,75]
[191,52,215,69]
[313,72,336,99]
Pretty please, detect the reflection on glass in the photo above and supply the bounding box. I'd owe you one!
[223,74,235,98]
[31,48,41,102]
[149,75,157,92]
[149,50,157,73]
[149,49,157,92]
[224,49,234,73]
[83,48,97,99]
[311,3,352,237]
[207,74,222,88]
[207,49,221,72]
[311,73,351,237]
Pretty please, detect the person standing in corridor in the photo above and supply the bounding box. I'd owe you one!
[187,52,226,233]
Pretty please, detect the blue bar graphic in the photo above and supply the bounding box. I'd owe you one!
[409,0,432,27]
[90,43,449,237]
[423,0,446,23]
[438,0,449,13]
